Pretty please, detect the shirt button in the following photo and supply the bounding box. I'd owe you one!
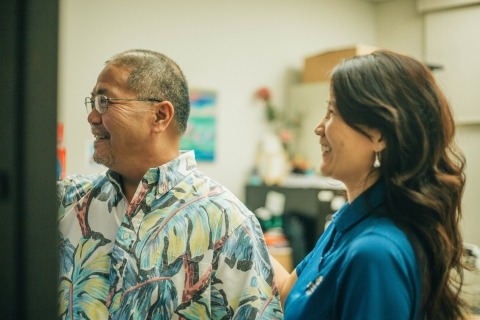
[122,233,129,240]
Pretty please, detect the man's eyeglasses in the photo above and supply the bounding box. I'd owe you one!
[84,95,163,114]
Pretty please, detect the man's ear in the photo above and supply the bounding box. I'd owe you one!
[152,101,175,133]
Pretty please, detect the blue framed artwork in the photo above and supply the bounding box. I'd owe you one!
[180,89,217,161]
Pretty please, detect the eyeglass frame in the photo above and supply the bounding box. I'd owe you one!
[84,95,163,114]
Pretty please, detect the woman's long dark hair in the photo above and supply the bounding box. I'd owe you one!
[331,50,467,320]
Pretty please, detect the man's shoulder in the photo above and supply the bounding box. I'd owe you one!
[57,173,108,203]
[185,171,248,208]
[59,172,107,189]
[175,172,256,231]
[199,179,253,217]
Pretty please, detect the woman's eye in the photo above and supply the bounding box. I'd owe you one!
[325,108,333,118]
[324,99,336,119]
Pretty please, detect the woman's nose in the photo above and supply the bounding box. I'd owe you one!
[314,120,325,136]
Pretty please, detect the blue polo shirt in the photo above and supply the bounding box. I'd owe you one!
[284,182,423,319]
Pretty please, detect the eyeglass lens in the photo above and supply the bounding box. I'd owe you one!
[96,95,108,113]
[84,96,108,113]
[85,95,161,114]
[85,97,93,113]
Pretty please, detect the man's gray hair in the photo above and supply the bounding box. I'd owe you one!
[107,49,190,135]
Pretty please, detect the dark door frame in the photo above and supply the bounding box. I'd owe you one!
[0,0,59,319]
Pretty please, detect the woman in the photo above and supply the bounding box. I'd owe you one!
[281,50,467,319]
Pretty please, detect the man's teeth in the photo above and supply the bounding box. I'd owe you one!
[94,135,108,140]
[322,145,331,152]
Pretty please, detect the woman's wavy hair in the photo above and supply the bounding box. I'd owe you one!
[331,50,467,319]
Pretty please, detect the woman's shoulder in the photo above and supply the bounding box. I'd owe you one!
[347,216,416,263]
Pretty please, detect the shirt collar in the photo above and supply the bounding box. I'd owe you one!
[106,150,197,198]
[332,180,385,233]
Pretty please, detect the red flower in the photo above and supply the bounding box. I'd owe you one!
[256,87,271,101]
[279,128,292,143]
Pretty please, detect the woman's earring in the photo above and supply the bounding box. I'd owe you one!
[373,152,381,168]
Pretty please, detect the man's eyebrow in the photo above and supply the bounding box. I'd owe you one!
[91,88,108,96]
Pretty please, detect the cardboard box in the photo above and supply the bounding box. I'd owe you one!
[302,45,378,83]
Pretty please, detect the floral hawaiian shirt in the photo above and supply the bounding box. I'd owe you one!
[57,151,283,319]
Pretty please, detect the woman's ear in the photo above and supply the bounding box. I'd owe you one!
[369,128,386,152]
[152,101,175,133]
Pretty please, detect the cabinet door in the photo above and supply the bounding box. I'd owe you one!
[288,82,330,168]
[425,5,480,124]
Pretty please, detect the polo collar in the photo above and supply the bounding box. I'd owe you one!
[332,180,385,233]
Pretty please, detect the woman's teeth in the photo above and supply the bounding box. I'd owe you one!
[322,145,331,152]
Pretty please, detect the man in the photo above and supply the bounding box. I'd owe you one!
[57,49,283,319]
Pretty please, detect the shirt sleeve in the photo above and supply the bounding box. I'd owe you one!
[335,233,419,320]
[296,223,336,277]
[295,248,313,277]
[211,215,283,319]
[57,179,67,203]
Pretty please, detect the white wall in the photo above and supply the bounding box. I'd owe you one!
[58,0,377,199]
[375,0,424,59]
[456,125,480,246]
[381,1,480,246]
[418,0,480,11]
[58,0,480,246]
[422,4,480,246]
